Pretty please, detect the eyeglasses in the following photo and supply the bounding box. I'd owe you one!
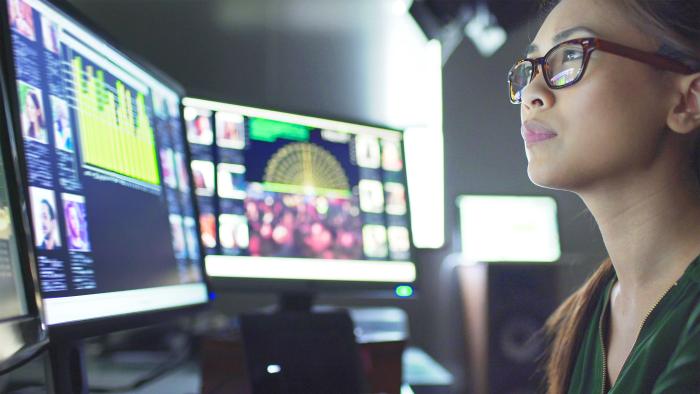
[507,37,696,104]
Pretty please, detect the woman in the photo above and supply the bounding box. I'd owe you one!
[507,0,700,392]
[23,90,45,141]
[39,199,58,251]
[52,100,73,151]
[65,201,87,251]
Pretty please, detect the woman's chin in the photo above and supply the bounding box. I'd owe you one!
[527,165,572,191]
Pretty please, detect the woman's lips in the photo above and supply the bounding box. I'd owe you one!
[521,122,557,145]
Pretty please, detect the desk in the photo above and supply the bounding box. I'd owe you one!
[109,345,451,394]
[1,344,453,394]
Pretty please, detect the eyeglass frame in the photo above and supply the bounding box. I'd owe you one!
[508,37,697,104]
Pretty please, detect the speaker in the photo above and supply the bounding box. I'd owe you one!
[458,263,559,394]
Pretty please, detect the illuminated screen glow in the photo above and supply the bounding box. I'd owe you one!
[5,0,208,325]
[183,98,416,283]
[458,195,561,263]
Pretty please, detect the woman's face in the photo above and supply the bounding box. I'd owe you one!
[521,0,677,192]
[26,94,39,123]
[40,203,54,236]
[68,205,81,237]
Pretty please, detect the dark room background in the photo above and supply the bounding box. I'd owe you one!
[64,0,608,391]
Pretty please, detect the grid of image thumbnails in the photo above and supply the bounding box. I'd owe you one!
[8,0,203,296]
[185,106,412,263]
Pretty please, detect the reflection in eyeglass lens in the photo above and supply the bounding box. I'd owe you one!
[550,68,578,86]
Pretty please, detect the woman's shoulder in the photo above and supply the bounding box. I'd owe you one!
[652,281,700,393]
[686,254,700,287]
[682,259,700,327]
[667,254,700,326]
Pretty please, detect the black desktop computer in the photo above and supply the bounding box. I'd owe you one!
[0,0,210,392]
[183,98,418,393]
[183,97,417,302]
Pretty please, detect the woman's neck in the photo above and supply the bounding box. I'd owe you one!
[580,163,700,296]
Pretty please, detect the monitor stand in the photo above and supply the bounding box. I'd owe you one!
[277,291,315,312]
[48,340,88,394]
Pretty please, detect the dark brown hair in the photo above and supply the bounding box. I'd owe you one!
[540,1,700,393]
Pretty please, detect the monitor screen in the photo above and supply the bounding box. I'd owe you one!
[4,0,208,326]
[457,195,561,263]
[183,98,416,284]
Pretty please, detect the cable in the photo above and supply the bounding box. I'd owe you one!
[88,342,193,394]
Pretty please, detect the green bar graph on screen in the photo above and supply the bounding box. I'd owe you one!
[71,56,160,185]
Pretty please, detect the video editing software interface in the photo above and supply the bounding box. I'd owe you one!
[183,98,416,283]
[5,0,208,325]
[0,123,28,322]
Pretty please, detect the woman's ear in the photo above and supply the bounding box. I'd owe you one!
[667,74,700,134]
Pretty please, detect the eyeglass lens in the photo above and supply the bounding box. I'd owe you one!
[509,43,586,103]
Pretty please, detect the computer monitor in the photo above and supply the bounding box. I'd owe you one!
[457,194,561,263]
[1,0,209,334]
[182,98,416,297]
[0,66,47,374]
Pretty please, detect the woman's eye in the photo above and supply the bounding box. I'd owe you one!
[563,50,583,62]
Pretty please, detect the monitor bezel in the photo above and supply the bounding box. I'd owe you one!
[0,45,48,371]
[183,97,420,297]
[0,0,211,339]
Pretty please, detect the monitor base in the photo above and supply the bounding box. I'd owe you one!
[48,340,87,394]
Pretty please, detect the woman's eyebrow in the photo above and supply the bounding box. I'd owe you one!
[553,26,597,43]
[526,43,538,57]
[526,26,598,57]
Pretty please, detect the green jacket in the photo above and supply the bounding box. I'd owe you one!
[567,256,700,394]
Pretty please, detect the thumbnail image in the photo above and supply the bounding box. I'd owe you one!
[152,91,179,119]
[29,186,61,251]
[50,96,73,152]
[159,148,177,189]
[166,97,179,119]
[152,92,167,118]
[217,163,246,199]
[8,0,35,41]
[199,213,217,249]
[184,107,214,145]
[191,160,215,197]
[188,265,203,283]
[355,135,381,169]
[245,191,363,260]
[384,182,407,216]
[381,139,403,172]
[215,112,246,149]
[62,193,91,252]
[169,214,186,258]
[18,82,47,143]
[174,152,190,193]
[41,15,60,54]
[183,216,200,260]
[362,225,388,259]
[219,214,249,251]
[358,179,384,213]
[387,226,410,255]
